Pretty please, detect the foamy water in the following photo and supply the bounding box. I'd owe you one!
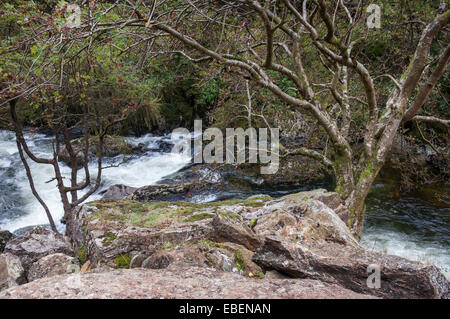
[0,130,190,232]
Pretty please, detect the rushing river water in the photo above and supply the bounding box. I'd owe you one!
[0,129,448,278]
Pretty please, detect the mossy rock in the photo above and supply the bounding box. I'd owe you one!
[114,254,131,269]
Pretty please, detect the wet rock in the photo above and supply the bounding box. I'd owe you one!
[58,135,133,167]
[27,253,79,282]
[4,226,74,272]
[0,230,13,253]
[100,184,137,199]
[253,236,449,299]
[0,253,26,291]
[0,265,375,299]
[130,183,194,202]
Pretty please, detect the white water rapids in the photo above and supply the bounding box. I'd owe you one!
[0,130,191,232]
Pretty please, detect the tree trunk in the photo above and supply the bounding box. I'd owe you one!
[335,156,382,239]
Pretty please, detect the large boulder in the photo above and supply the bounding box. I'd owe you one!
[253,236,449,299]
[0,230,13,253]
[0,265,374,299]
[67,196,272,269]
[139,242,263,277]
[251,197,358,246]
[27,253,79,282]
[0,253,26,291]
[58,135,133,167]
[3,226,74,272]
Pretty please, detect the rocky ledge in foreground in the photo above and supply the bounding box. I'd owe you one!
[0,265,373,299]
[1,189,448,299]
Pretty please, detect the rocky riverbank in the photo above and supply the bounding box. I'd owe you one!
[0,189,448,299]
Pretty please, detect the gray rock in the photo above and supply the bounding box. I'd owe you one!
[27,253,79,282]
[0,253,26,291]
[100,184,137,199]
[142,252,174,269]
[65,190,449,299]
[0,266,376,299]
[12,225,51,237]
[253,236,449,299]
[0,230,13,253]
[4,226,74,272]
[130,183,194,202]
[129,253,147,268]
[210,213,262,251]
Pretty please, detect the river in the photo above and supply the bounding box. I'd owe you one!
[0,129,448,278]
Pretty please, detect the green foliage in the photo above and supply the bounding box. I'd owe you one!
[75,245,88,265]
[114,254,131,269]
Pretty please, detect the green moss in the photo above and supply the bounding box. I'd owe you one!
[204,251,215,265]
[183,213,214,222]
[100,231,117,246]
[255,271,265,279]
[234,250,246,272]
[114,254,131,269]
[197,239,224,249]
[219,211,241,220]
[162,243,176,249]
[83,195,272,229]
[75,245,88,265]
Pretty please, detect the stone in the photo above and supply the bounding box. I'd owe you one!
[252,236,449,299]
[0,230,13,253]
[80,261,94,273]
[130,183,194,202]
[0,253,26,291]
[218,242,263,277]
[27,253,79,282]
[210,213,262,251]
[0,266,375,299]
[281,189,350,223]
[4,226,74,272]
[65,190,449,299]
[100,184,137,199]
[253,198,358,247]
[129,253,147,268]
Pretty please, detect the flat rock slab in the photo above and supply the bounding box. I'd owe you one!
[0,266,375,299]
